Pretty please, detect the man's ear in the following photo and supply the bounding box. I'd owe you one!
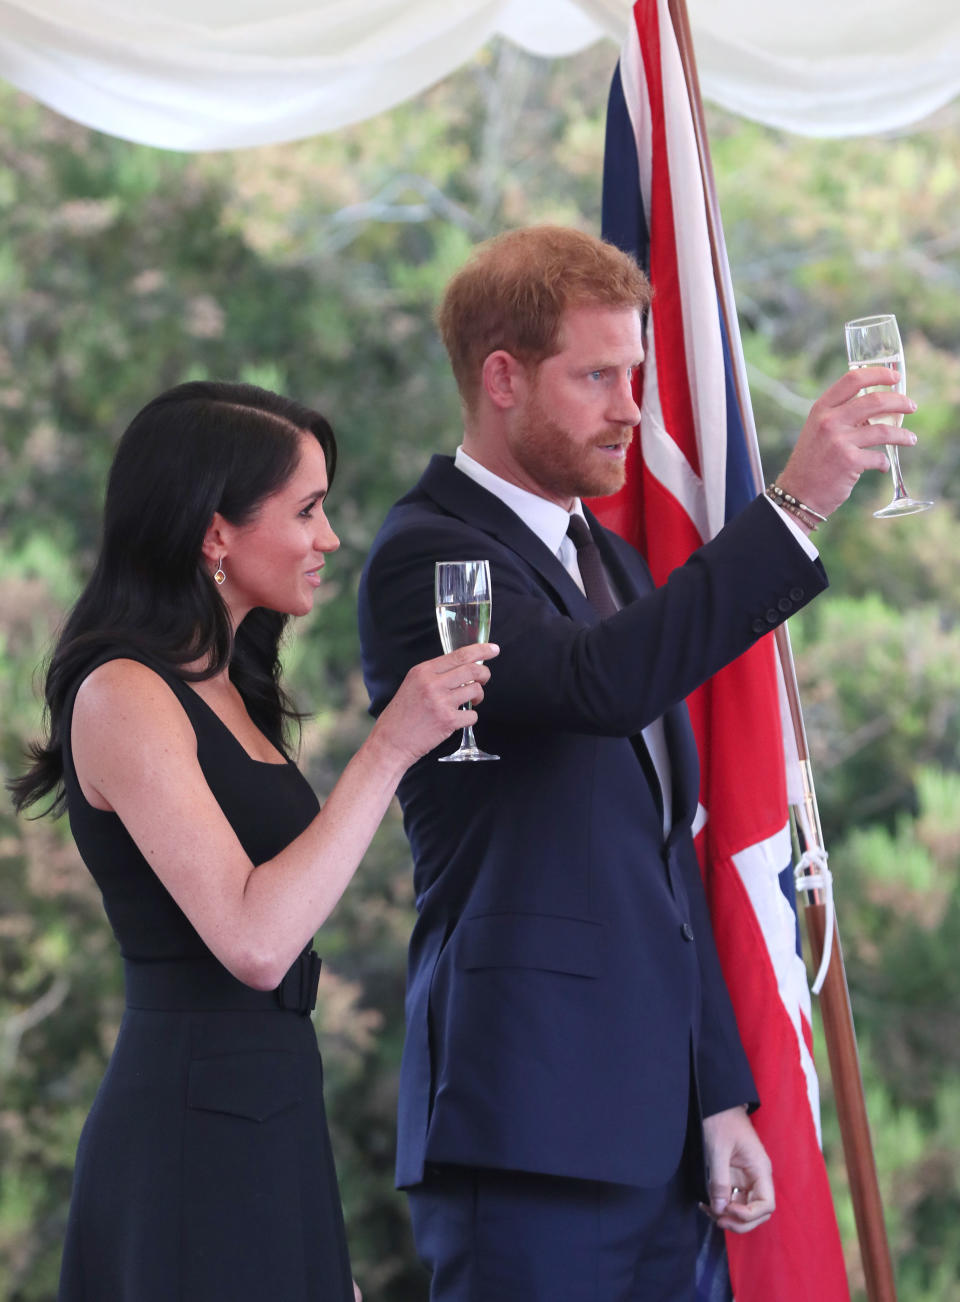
[481,350,529,411]
[200,511,232,566]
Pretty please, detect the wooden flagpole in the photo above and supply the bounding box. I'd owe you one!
[664,2,898,1298]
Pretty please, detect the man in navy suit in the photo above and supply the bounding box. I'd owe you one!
[358,226,917,1301]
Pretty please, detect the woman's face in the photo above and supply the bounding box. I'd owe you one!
[216,432,340,623]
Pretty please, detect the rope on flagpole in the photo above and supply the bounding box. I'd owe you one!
[794,847,834,994]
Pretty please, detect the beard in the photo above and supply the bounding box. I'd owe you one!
[509,392,633,502]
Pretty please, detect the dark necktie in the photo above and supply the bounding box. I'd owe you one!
[567,514,667,826]
[566,515,618,616]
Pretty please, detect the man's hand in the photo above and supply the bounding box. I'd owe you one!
[700,1105,775,1235]
[776,367,918,520]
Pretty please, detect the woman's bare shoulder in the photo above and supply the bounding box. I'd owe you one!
[73,658,193,745]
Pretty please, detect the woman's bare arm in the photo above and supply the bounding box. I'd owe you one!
[71,646,496,987]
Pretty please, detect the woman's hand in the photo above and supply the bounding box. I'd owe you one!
[372,642,499,767]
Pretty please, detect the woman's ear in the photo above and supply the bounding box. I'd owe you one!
[200,511,231,566]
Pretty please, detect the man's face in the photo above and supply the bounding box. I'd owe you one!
[507,304,643,508]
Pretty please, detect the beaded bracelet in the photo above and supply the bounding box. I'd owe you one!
[765,488,820,532]
[765,491,821,532]
[765,481,827,530]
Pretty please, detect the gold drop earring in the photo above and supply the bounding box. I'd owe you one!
[214,557,226,586]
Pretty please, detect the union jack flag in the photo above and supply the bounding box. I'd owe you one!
[590,2,849,1298]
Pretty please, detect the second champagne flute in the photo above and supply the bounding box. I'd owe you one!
[434,560,499,763]
[844,312,933,518]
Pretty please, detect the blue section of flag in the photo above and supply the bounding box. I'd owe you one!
[719,311,756,518]
[602,66,649,270]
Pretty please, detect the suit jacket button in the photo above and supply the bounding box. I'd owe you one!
[751,618,767,634]
[778,597,792,612]
[681,922,695,941]
[765,609,779,624]
[790,586,805,602]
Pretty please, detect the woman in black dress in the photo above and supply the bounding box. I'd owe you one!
[9,381,497,1302]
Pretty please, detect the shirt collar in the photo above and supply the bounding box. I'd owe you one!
[454,446,585,557]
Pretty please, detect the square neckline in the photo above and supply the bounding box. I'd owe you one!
[184,683,293,769]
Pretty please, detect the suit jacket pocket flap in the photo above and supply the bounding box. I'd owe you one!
[457,913,601,978]
[187,1050,301,1122]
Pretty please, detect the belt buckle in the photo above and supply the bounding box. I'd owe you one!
[276,950,322,1014]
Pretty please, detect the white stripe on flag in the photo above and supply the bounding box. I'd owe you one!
[731,823,822,1143]
[621,15,727,541]
[641,327,710,540]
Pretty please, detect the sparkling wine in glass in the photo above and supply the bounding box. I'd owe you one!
[844,313,933,518]
[434,560,498,763]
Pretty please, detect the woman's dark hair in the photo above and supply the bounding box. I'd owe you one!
[9,380,337,816]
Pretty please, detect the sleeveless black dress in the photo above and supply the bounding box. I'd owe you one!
[57,651,354,1302]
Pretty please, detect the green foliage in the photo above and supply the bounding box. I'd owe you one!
[814,761,960,1297]
[1,41,959,1302]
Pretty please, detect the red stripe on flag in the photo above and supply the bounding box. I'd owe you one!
[699,652,788,859]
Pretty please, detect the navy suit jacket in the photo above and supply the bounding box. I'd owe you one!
[358,455,827,1190]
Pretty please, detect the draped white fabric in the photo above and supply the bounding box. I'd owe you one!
[0,0,957,150]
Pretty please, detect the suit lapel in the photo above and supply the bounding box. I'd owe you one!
[419,456,600,627]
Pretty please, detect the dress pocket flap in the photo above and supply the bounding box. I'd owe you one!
[457,913,601,978]
[187,1050,301,1122]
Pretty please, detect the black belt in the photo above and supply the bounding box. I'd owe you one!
[123,950,322,1016]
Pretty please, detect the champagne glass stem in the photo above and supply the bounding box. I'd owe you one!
[887,445,909,502]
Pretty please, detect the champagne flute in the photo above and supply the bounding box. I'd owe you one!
[434,560,499,763]
[844,313,933,518]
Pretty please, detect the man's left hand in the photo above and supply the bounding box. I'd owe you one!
[700,1105,775,1234]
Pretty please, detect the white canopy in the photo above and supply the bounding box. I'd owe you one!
[0,0,958,151]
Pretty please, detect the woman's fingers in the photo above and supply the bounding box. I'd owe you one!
[431,641,500,672]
